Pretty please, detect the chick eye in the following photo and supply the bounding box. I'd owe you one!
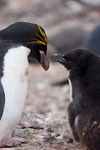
[69,61,74,66]
[67,61,74,70]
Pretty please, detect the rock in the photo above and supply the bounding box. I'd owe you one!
[13,128,29,138]
[65,0,83,13]
[49,27,87,54]
[81,0,100,8]
[47,128,54,132]
[83,24,100,55]
[0,0,6,8]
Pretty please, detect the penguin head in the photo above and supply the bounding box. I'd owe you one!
[1,22,49,71]
[52,49,95,70]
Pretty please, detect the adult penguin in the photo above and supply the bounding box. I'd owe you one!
[0,22,49,148]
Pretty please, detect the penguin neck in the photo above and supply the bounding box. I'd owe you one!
[3,46,30,74]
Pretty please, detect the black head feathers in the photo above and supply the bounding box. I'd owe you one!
[0,22,49,71]
[52,48,99,71]
[0,22,47,46]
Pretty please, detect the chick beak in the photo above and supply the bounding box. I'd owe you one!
[40,50,49,71]
[52,54,66,65]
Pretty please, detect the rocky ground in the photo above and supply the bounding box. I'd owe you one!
[0,0,100,149]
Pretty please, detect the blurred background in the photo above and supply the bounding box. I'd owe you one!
[1,0,100,149]
[1,0,100,114]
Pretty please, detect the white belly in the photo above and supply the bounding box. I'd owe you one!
[0,46,30,142]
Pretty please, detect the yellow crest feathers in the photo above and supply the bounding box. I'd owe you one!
[28,24,47,46]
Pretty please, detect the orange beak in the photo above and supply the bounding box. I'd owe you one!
[40,50,49,71]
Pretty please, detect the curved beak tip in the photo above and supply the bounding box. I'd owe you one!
[40,50,49,71]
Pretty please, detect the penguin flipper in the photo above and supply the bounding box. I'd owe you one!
[0,81,5,120]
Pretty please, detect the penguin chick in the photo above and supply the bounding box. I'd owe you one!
[52,48,100,150]
[53,24,100,87]
[0,22,49,147]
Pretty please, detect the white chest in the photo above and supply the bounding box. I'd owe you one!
[68,79,73,102]
[0,46,30,141]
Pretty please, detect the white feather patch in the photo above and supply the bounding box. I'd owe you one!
[68,79,73,102]
[0,46,30,142]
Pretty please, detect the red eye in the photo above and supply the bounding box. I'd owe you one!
[39,50,44,54]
